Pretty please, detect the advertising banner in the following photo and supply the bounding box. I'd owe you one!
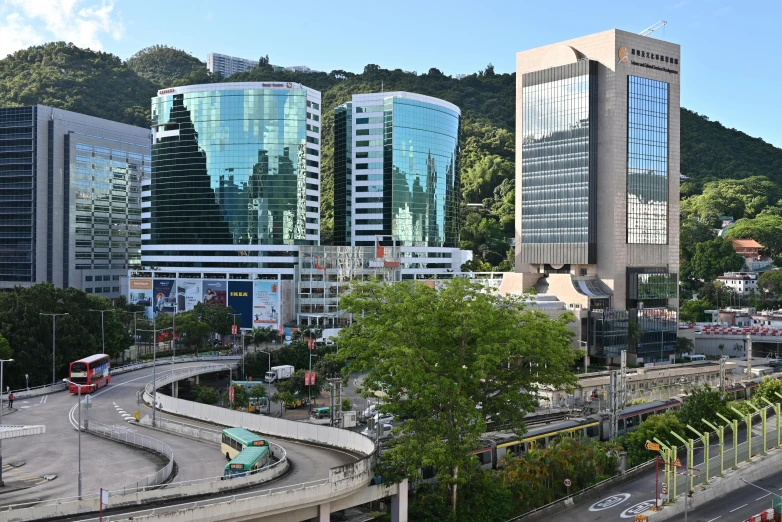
[175,280,202,312]
[253,281,280,327]
[129,278,152,307]
[228,281,253,330]
[202,280,227,307]
[153,279,175,316]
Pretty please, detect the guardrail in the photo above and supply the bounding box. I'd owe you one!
[87,421,175,492]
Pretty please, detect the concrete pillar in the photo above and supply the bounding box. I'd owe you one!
[391,479,409,522]
[174,381,179,398]
[318,502,330,522]
[195,375,199,385]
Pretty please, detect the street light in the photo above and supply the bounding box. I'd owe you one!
[62,378,86,499]
[231,313,243,378]
[89,309,114,354]
[137,323,173,427]
[40,313,68,384]
[0,358,13,486]
[125,311,143,362]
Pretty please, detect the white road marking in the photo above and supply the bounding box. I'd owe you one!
[706,517,721,522]
[756,494,770,500]
[730,504,748,512]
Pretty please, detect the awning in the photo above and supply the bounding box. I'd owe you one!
[573,279,613,298]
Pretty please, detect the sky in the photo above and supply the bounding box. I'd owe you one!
[0,0,780,148]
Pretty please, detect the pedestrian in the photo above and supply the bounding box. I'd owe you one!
[8,393,13,410]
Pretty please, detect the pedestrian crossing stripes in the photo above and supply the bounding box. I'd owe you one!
[113,402,138,423]
[1,464,49,487]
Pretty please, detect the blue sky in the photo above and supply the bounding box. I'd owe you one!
[1,0,781,148]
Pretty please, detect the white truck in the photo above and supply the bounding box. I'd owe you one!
[265,365,294,383]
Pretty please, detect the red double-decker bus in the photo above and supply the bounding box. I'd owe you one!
[68,354,111,393]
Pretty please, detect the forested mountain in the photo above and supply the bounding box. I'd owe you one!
[1,43,781,270]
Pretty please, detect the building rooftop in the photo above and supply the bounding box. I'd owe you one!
[731,239,764,249]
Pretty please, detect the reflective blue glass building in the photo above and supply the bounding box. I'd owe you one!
[334,92,460,250]
[144,82,321,275]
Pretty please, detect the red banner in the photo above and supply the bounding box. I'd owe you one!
[307,338,315,350]
[228,386,234,403]
[232,324,238,335]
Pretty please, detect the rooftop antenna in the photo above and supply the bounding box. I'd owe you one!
[639,20,667,36]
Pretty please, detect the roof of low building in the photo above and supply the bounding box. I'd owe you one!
[731,238,764,249]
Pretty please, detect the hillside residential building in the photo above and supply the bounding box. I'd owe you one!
[206,53,259,77]
[514,29,681,365]
[0,105,150,297]
[717,272,759,296]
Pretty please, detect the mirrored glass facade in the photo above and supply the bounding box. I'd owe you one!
[520,60,597,264]
[335,93,460,248]
[150,85,319,247]
[627,76,669,244]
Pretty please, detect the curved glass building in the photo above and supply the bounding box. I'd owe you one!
[143,82,321,273]
[334,92,460,249]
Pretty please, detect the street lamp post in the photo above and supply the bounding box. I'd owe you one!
[0,358,14,486]
[62,378,85,499]
[40,313,68,384]
[89,309,113,354]
[125,311,142,362]
[137,323,173,427]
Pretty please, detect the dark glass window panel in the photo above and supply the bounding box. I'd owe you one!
[627,76,669,245]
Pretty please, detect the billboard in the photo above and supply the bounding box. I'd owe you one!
[202,280,227,307]
[176,280,202,312]
[228,281,253,330]
[253,281,280,327]
[129,278,152,307]
[153,279,176,316]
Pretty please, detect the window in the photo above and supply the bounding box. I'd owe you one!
[627,76,669,245]
[306,136,319,145]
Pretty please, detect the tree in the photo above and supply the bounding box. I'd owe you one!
[689,238,746,282]
[193,302,236,340]
[0,334,12,361]
[758,270,782,297]
[258,54,270,66]
[192,385,220,404]
[622,413,684,466]
[751,376,782,407]
[334,278,578,511]
[174,311,210,351]
[680,220,717,263]
[126,44,207,88]
[276,369,323,399]
[718,344,726,356]
[250,384,267,398]
[680,299,710,323]
[245,327,278,350]
[676,384,730,433]
[733,342,744,357]
[675,337,694,361]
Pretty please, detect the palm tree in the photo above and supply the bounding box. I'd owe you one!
[718,344,726,357]
[245,327,276,352]
[733,342,743,357]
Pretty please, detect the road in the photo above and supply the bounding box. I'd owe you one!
[1,361,357,509]
[539,417,779,522]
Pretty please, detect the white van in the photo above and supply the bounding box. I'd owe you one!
[682,354,707,362]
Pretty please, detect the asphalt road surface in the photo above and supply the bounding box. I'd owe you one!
[1,362,358,509]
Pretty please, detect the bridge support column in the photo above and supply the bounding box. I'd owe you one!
[174,381,178,398]
[317,501,330,522]
[391,479,408,522]
[195,375,199,385]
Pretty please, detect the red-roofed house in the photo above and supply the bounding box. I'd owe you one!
[731,239,764,259]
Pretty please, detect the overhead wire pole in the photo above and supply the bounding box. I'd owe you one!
[0,358,14,487]
[40,313,69,384]
[89,309,114,354]
[137,323,173,427]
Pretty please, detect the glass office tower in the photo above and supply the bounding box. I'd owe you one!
[334,92,460,249]
[145,82,321,273]
[516,30,680,365]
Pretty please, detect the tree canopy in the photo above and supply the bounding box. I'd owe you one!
[0,284,132,388]
[126,44,209,88]
[334,278,578,509]
[689,238,745,282]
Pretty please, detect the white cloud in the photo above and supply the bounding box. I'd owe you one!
[0,0,123,56]
[0,12,44,57]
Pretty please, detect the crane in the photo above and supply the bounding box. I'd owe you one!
[639,20,667,36]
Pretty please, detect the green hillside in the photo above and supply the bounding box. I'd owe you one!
[1,43,781,270]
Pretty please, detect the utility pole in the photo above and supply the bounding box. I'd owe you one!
[89,309,113,354]
[610,371,618,439]
[720,357,726,398]
[746,333,752,378]
[126,311,142,362]
[40,313,68,384]
[0,358,14,486]
[620,350,627,409]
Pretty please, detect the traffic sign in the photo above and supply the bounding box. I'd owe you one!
[674,458,682,467]
[645,440,660,451]
[661,482,668,494]
[564,478,572,488]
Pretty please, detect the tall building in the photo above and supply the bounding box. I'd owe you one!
[515,30,680,364]
[206,53,259,77]
[333,92,464,279]
[136,82,321,327]
[0,105,150,296]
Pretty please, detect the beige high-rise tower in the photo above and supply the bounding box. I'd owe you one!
[515,29,680,365]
